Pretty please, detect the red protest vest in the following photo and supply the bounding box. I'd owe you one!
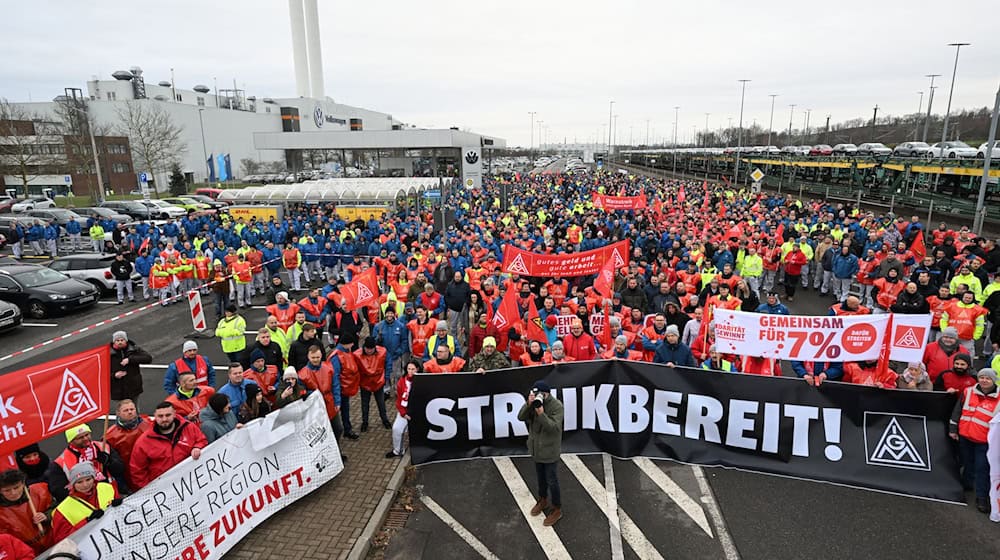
[282,249,300,269]
[958,386,1000,443]
[266,303,300,331]
[353,347,387,392]
[297,363,338,419]
[193,257,210,280]
[407,318,438,357]
[830,303,871,316]
[174,355,210,386]
[333,348,360,397]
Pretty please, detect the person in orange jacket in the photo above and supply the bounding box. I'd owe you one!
[354,337,391,432]
[298,345,343,441]
[424,343,467,373]
[0,469,52,554]
[601,335,643,360]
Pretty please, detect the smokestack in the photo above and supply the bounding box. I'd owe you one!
[288,0,310,98]
[303,0,325,99]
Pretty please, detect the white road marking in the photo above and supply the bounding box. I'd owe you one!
[419,495,501,560]
[633,458,713,537]
[140,364,169,369]
[251,305,268,309]
[20,322,59,327]
[97,301,119,305]
[602,454,625,560]
[492,457,571,560]
[562,455,664,560]
[693,467,740,560]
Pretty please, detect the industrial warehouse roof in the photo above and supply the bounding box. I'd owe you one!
[216,177,447,202]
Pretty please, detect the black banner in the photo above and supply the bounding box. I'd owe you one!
[408,361,964,503]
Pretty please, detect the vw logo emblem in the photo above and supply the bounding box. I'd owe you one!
[313,106,324,128]
[464,151,479,165]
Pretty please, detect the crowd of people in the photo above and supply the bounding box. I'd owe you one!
[3,169,1000,556]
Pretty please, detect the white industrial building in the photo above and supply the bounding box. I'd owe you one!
[4,0,503,194]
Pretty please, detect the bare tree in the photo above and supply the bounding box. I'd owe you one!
[115,101,186,197]
[240,157,260,177]
[0,98,63,193]
[53,97,111,201]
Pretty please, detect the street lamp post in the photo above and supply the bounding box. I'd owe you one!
[734,79,751,185]
[528,111,537,162]
[914,92,924,141]
[767,94,778,148]
[672,106,679,177]
[939,43,970,150]
[787,104,796,143]
[608,100,615,156]
[922,74,940,142]
[803,109,811,144]
[973,82,1000,234]
[198,108,209,183]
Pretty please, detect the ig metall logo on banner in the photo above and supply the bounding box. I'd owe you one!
[863,412,931,471]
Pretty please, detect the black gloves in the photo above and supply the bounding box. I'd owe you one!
[111,498,123,507]
[88,509,105,521]
[95,451,111,465]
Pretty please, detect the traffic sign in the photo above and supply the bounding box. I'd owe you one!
[138,172,149,185]
[749,168,765,182]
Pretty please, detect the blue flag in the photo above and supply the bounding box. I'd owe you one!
[217,154,228,182]
[224,154,233,182]
[207,154,216,183]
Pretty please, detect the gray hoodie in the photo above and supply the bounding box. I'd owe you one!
[200,407,238,443]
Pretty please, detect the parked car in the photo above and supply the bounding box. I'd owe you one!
[978,141,1000,159]
[184,194,228,209]
[832,143,858,155]
[194,188,224,199]
[20,208,86,230]
[809,145,833,156]
[0,198,16,213]
[890,142,930,158]
[100,200,154,220]
[10,197,56,213]
[0,299,21,332]
[0,264,100,319]
[48,253,140,294]
[162,197,210,212]
[763,146,781,154]
[140,200,186,219]
[928,141,978,159]
[794,146,813,155]
[780,146,799,155]
[74,207,132,224]
[857,143,892,156]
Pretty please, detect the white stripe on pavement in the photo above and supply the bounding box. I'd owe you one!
[97,301,120,305]
[562,454,664,560]
[140,364,169,369]
[20,322,59,327]
[419,495,501,560]
[492,457,571,560]
[602,454,625,560]
[693,467,740,560]
[633,458,713,537]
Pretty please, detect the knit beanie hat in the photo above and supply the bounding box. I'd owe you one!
[209,393,229,415]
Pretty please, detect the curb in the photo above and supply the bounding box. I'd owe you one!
[346,451,411,560]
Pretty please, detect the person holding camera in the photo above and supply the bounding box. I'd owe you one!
[518,381,564,526]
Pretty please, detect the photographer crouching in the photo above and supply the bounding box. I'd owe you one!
[518,381,565,526]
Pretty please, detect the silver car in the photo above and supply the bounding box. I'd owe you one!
[833,143,858,155]
[928,141,977,159]
[892,142,932,158]
[47,253,140,294]
[857,143,892,156]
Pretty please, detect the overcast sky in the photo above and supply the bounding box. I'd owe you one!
[2,0,997,147]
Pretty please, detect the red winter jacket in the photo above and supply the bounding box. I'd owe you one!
[562,332,597,361]
[922,341,961,383]
[395,375,412,417]
[129,419,208,489]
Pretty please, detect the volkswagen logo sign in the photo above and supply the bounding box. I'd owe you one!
[464,150,479,165]
[313,105,324,128]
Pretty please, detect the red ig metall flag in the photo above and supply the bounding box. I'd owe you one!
[0,346,111,457]
[341,268,380,311]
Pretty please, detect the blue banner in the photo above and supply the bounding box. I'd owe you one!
[224,154,233,181]
[217,154,228,182]
[207,154,216,183]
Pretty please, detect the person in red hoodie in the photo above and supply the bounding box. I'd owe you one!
[50,461,121,543]
[165,371,216,425]
[128,401,208,490]
[386,359,421,459]
[0,533,34,560]
[562,318,597,361]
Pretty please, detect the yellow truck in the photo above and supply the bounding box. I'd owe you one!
[224,205,283,223]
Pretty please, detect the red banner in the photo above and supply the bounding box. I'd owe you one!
[501,240,630,277]
[0,346,111,457]
[341,268,379,311]
[593,193,647,210]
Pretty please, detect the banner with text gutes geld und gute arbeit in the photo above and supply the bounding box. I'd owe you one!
[407,361,962,502]
[593,193,648,210]
[50,392,343,560]
[0,346,110,458]
[711,310,931,363]
[501,240,629,277]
